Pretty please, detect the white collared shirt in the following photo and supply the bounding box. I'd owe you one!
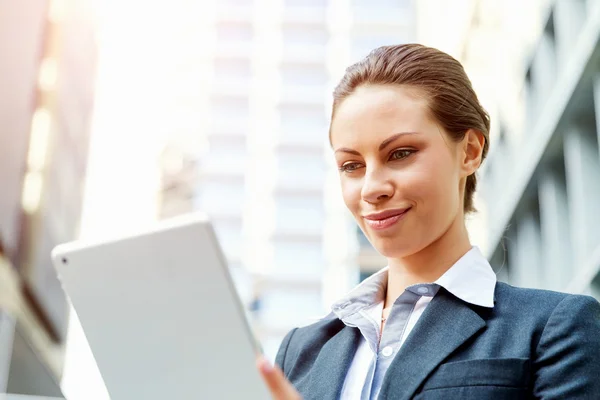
[333,246,497,399]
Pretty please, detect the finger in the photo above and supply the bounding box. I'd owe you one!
[256,356,302,400]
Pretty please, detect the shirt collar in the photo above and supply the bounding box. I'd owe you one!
[434,246,496,308]
[330,246,496,320]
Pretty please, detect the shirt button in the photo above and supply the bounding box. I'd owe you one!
[381,346,394,357]
[417,286,429,294]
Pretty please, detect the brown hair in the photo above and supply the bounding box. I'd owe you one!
[330,43,490,213]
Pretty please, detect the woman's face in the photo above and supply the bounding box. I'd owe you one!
[330,84,467,259]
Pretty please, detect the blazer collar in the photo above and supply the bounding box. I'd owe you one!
[304,324,362,400]
[378,287,487,400]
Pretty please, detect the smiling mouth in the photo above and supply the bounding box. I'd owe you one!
[363,208,411,230]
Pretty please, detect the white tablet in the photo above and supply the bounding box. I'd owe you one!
[51,213,269,400]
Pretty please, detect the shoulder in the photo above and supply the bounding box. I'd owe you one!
[494,281,569,303]
[494,281,598,310]
[282,316,346,352]
[506,285,600,397]
[493,281,600,329]
[275,316,345,373]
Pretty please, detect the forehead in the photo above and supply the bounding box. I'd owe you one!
[330,84,436,147]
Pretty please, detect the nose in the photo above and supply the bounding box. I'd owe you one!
[361,167,394,204]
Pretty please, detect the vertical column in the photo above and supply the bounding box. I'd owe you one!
[593,75,600,158]
[322,0,356,306]
[516,209,543,288]
[538,166,572,291]
[506,225,522,286]
[532,29,557,111]
[563,123,600,268]
[553,0,586,66]
[524,72,538,132]
[243,0,282,276]
[243,0,282,361]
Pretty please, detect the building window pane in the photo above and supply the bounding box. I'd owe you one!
[279,105,328,145]
[280,63,328,87]
[272,241,323,276]
[260,289,322,328]
[282,24,328,48]
[284,0,328,7]
[216,21,253,43]
[275,193,323,233]
[196,181,245,214]
[204,135,247,174]
[276,152,326,188]
[213,57,252,82]
[211,95,250,125]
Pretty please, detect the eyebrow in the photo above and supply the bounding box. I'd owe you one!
[378,132,419,151]
[334,132,419,155]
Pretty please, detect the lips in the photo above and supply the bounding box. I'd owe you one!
[363,208,411,230]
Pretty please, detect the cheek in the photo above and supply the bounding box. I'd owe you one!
[340,177,362,212]
[402,154,459,207]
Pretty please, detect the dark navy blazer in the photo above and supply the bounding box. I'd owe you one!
[275,282,600,399]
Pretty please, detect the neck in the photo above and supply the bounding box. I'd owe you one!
[384,215,471,308]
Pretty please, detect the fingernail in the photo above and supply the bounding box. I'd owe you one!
[259,358,273,374]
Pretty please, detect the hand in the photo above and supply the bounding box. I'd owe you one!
[256,356,302,400]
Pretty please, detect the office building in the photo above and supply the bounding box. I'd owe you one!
[481,0,600,298]
[0,0,97,397]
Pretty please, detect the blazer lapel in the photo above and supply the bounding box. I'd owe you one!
[304,324,362,400]
[378,288,487,400]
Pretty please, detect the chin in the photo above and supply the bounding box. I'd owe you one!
[372,238,418,260]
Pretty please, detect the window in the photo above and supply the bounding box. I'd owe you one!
[275,193,324,233]
[204,135,247,174]
[351,1,413,26]
[276,151,326,188]
[221,0,254,5]
[351,32,412,61]
[213,57,252,82]
[351,0,411,8]
[195,181,245,215]
[284,0,328,7]
[211,95,250,125]
[280,63,328,87]
[216,21,253,43]
[279,105,328,145]
[260,288,323,328]
[353,32,407,48]
[282,0,328,24]
[282,24,328,48]
[272,240,324,276]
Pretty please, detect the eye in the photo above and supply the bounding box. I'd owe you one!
[389,149,415,161]
[339,162,364,173]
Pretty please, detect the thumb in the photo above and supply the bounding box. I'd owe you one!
[256,356,302,400]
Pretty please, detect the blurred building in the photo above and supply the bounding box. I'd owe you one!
[425,0,600,299]
[0,0,97,396]
[153,0,416,359]
[479,0,600,299]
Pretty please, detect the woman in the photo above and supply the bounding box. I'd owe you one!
[256,44,600,399]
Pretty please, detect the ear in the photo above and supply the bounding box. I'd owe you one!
[461,129,485,177]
